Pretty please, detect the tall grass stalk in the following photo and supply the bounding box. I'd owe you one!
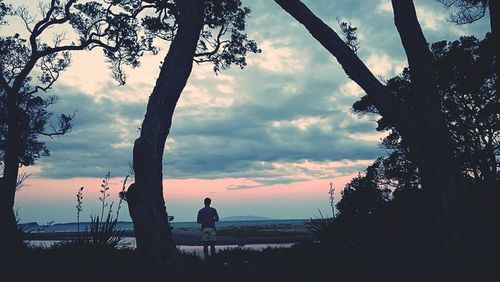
[71,173,126,249]
[76,187,84,234]
[328,182,335,218]
[99,172,111,219]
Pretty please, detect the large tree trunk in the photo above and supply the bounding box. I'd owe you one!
[127,0,205,264]
[391,0,479,248]
[489,0,499,92]
[275,0,479,248]
[0,88,22,259]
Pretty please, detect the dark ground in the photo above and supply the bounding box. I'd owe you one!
[1,241,499,282]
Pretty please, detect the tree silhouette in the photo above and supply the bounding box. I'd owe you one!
[126,0,259,264]
[333,161,391,246]
[438,0,499,118]
[352,34,499,245]
[0,0,154,256]
[337,162,391,220]
[274,0,480,248]
[355,34,498,187]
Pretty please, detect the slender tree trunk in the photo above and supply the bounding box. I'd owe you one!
[0,88,22,258]
[489,0,499,94]
[127,0,205,264]
[275,0,479,248]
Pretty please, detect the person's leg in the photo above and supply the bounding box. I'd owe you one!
[209,241,216,256]
[203,242,209,258]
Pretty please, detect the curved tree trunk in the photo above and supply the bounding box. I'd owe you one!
[275,0,479,248]
[0,88,22,259]
[391,0,479,248]
[127,0,205,264]
[489,0,499,89]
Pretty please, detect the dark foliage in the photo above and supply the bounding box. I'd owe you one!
[0,91,72,167]
[1,0,156,176]
[315,34,498,248]
[353,34,498,187]
[4,241,499,282]
[140,0,260,73]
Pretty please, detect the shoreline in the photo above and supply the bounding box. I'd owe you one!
[24,224,315,246]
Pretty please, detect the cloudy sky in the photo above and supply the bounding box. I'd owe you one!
[2,0,489,223]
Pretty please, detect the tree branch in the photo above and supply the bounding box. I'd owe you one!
[274,0,412,130]
[31,0,57,34]
[34,0,75,36]
[0,72,11,92]
[391,0,441,119]
[17,6,34,33]
[194,25,227,57]
[36,112,75,138]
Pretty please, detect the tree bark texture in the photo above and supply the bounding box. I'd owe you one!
[489,0,499,108]
[0,87,23,258]
[127,0,205,264]
[275,0,479,248]
[391,0,479,248]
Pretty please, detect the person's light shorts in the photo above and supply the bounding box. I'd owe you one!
[201,227,216,242]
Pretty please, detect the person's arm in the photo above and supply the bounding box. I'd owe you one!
[197,210,201,224]
[213,209,219,222]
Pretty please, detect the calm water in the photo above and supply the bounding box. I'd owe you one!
[22,219,305,257]
[27,239,295,257]
[20,219,308,233]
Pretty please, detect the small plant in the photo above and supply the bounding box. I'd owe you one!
[14,209,29,249]
[307,182,338,244]
[337,19,359,53]
[99,172,111,220]
[307,209,335,243]
[328,182,335,218]
[76,186,84,234]
[85,204,124,249]
[72,173,126,249]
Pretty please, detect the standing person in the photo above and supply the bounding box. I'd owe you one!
[197,197,219,258]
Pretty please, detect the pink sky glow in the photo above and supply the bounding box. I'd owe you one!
[15,175,356,223]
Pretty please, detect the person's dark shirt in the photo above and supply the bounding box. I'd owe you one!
[197,206,219,230]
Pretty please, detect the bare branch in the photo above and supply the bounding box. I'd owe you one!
[30,0,76,52]
[16,171,31,190]
[37,112,75,138]
[37,1,50,19]
[274,0,412,130]
[194,25,227,58]
[16,6,35,33]
[38,38,118,58]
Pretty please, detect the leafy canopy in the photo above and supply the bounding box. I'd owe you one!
[0,0,259,169]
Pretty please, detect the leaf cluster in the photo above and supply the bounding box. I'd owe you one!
[141,0,261,73]
[352,34,498,185]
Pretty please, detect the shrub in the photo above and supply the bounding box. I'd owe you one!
[71,173,127,249]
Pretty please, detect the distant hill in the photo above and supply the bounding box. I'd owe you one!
[220,215,272,221]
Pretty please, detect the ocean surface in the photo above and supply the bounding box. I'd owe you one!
[19,219,309,233]
[28,239,295,257]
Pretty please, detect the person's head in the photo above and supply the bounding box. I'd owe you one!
[204,197,211,206]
